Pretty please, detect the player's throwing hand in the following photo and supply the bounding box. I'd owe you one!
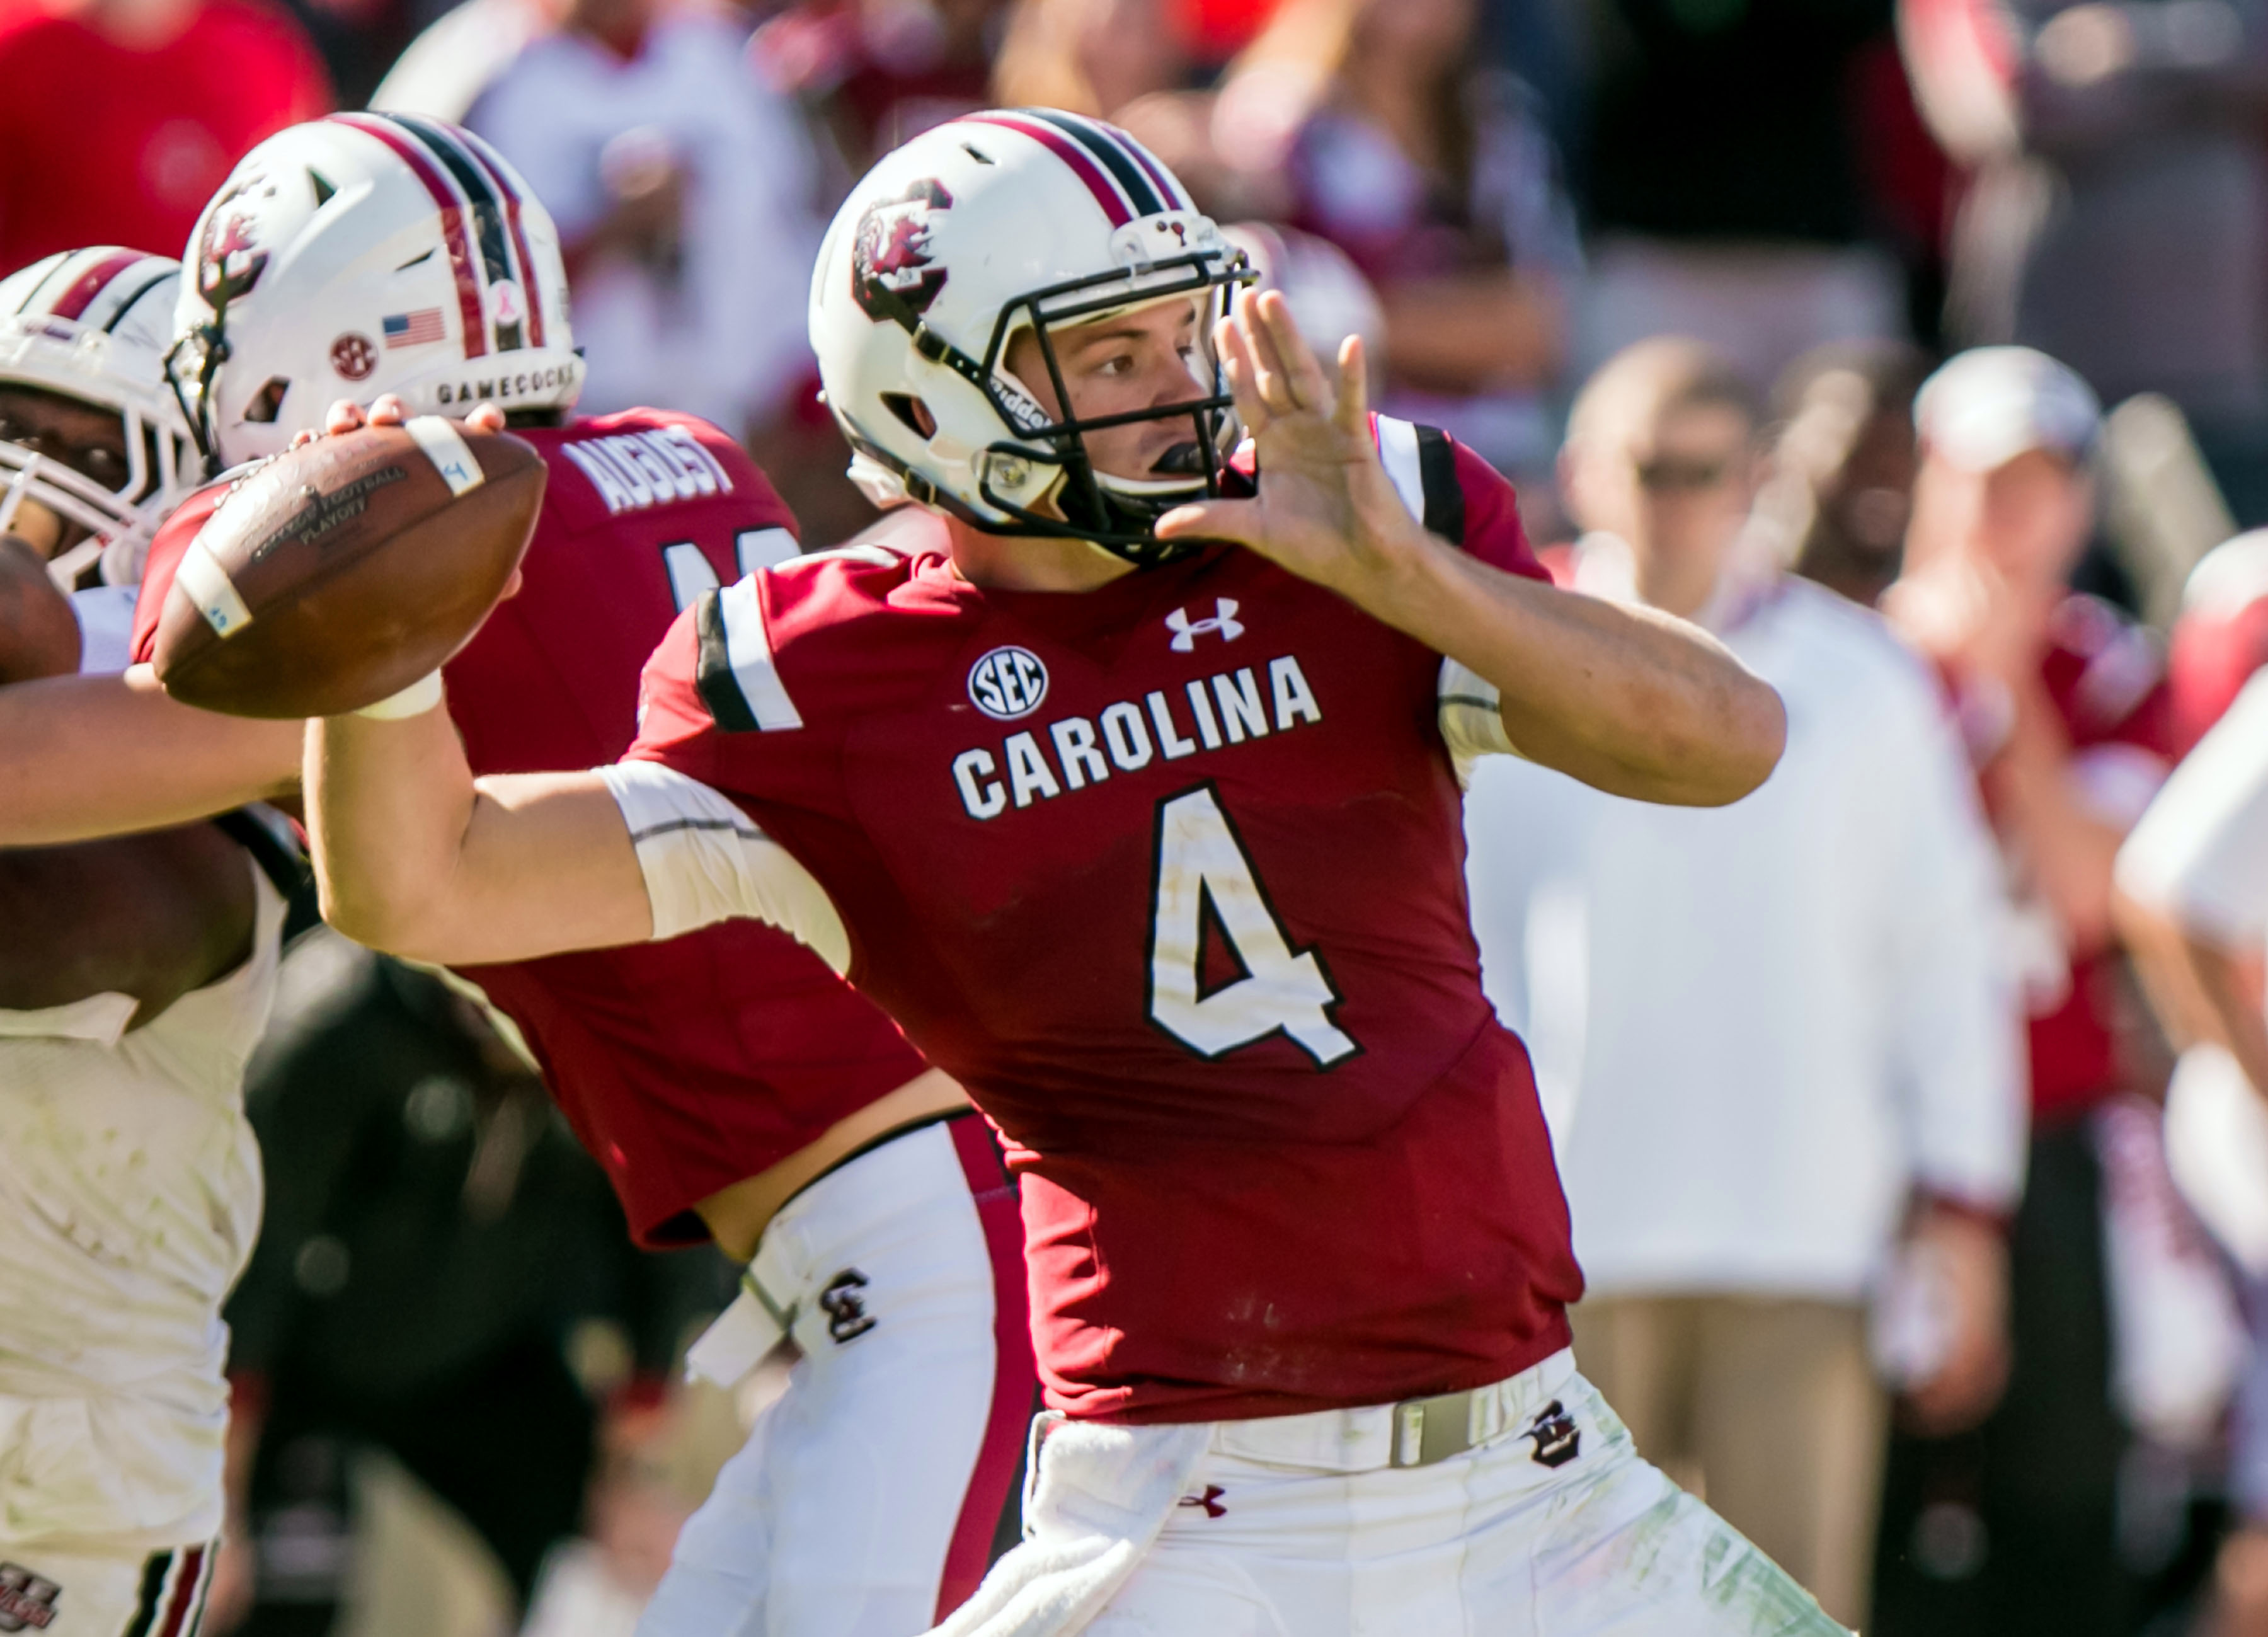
[1156,288,1428,599]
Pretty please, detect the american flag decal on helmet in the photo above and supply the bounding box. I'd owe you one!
[383,308,445,348]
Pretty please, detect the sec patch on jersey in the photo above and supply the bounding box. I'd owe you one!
[152,418,544,718]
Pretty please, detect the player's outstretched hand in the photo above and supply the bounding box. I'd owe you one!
[1155,289,1426,599]
[293,394,507,448]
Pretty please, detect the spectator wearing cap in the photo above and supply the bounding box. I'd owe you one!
[1873,346,2183,1637]
[1463,336,2024,1629]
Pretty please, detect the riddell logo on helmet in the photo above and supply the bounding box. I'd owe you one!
[852,178,953,321]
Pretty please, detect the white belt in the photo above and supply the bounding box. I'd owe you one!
[1208,1347,1578,1473]
[684,1261,799,1387]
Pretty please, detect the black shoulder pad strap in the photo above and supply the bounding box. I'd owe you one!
[694,587,762,733]
[1414,424,1466,547]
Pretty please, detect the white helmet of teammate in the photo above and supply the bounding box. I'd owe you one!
[167,112,581,472]
[810,109,1252,566]
[0,248,192,587]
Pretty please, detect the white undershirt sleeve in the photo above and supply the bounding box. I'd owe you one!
[1439,658,1526,785]
[2118,670,2268,946]
[597,760,852,974]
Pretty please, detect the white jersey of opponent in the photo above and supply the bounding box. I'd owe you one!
[0,852,285,1551]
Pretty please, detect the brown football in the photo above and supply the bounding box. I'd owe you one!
[152,418,546,718]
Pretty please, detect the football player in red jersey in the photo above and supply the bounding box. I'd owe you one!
[8,119,1040,1636]
[287,113,1842,1633]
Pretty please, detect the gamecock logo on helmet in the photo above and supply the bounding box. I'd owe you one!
[195,178,271,312]
[852,178,953,321]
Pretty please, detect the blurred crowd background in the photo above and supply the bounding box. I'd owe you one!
[20,0,2268,1626]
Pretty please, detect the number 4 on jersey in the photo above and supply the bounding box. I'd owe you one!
[1147,786,1358,1067]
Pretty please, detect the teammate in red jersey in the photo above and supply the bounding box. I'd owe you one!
[290,113,1838,1633]
[13,116,1038,1636]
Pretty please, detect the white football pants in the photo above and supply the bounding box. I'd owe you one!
[942,1353,1850,1637]
[638,1116,1034,1637]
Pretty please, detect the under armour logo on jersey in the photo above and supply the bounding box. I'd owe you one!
[0,1565,60,1631]
[1525,1400,1581,1469]
[819,1270,876,1344]
[1166,599,1244,651]
[1177,1485,1227,1519]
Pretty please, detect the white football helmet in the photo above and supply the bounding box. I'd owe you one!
[0,248,193,587]
[810,109,1252,566]
[168,112,581,472]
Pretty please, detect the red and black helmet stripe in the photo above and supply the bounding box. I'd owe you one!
[391,113,536,353]
[958,112,1135,226]
[47,248,147,322]
[1016,109,1176,217]
[104,267,176,332]
[953,110,1193,228]
[452,124,547,348]
[9,246,175,329]
[326,112,489,359]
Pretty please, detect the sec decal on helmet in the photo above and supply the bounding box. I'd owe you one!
[167,113,582,473]
[0,248,194,588]
[810,108,1254,568]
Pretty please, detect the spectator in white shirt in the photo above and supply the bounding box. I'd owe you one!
[1463,336,2026,1629]
[432,0,825,439]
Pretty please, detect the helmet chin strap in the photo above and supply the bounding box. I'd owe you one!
[164,310,232,481]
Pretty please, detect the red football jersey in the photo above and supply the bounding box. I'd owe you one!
[626,420,1583,1422]
[135,408,926,1245]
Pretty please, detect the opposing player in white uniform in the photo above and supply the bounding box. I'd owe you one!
[0,250,292,1637]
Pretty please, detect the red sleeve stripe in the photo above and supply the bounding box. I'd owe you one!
[455,126,547,349]
[956,113,1133,227]
[327,113,490,359]
[47,248,150,322]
